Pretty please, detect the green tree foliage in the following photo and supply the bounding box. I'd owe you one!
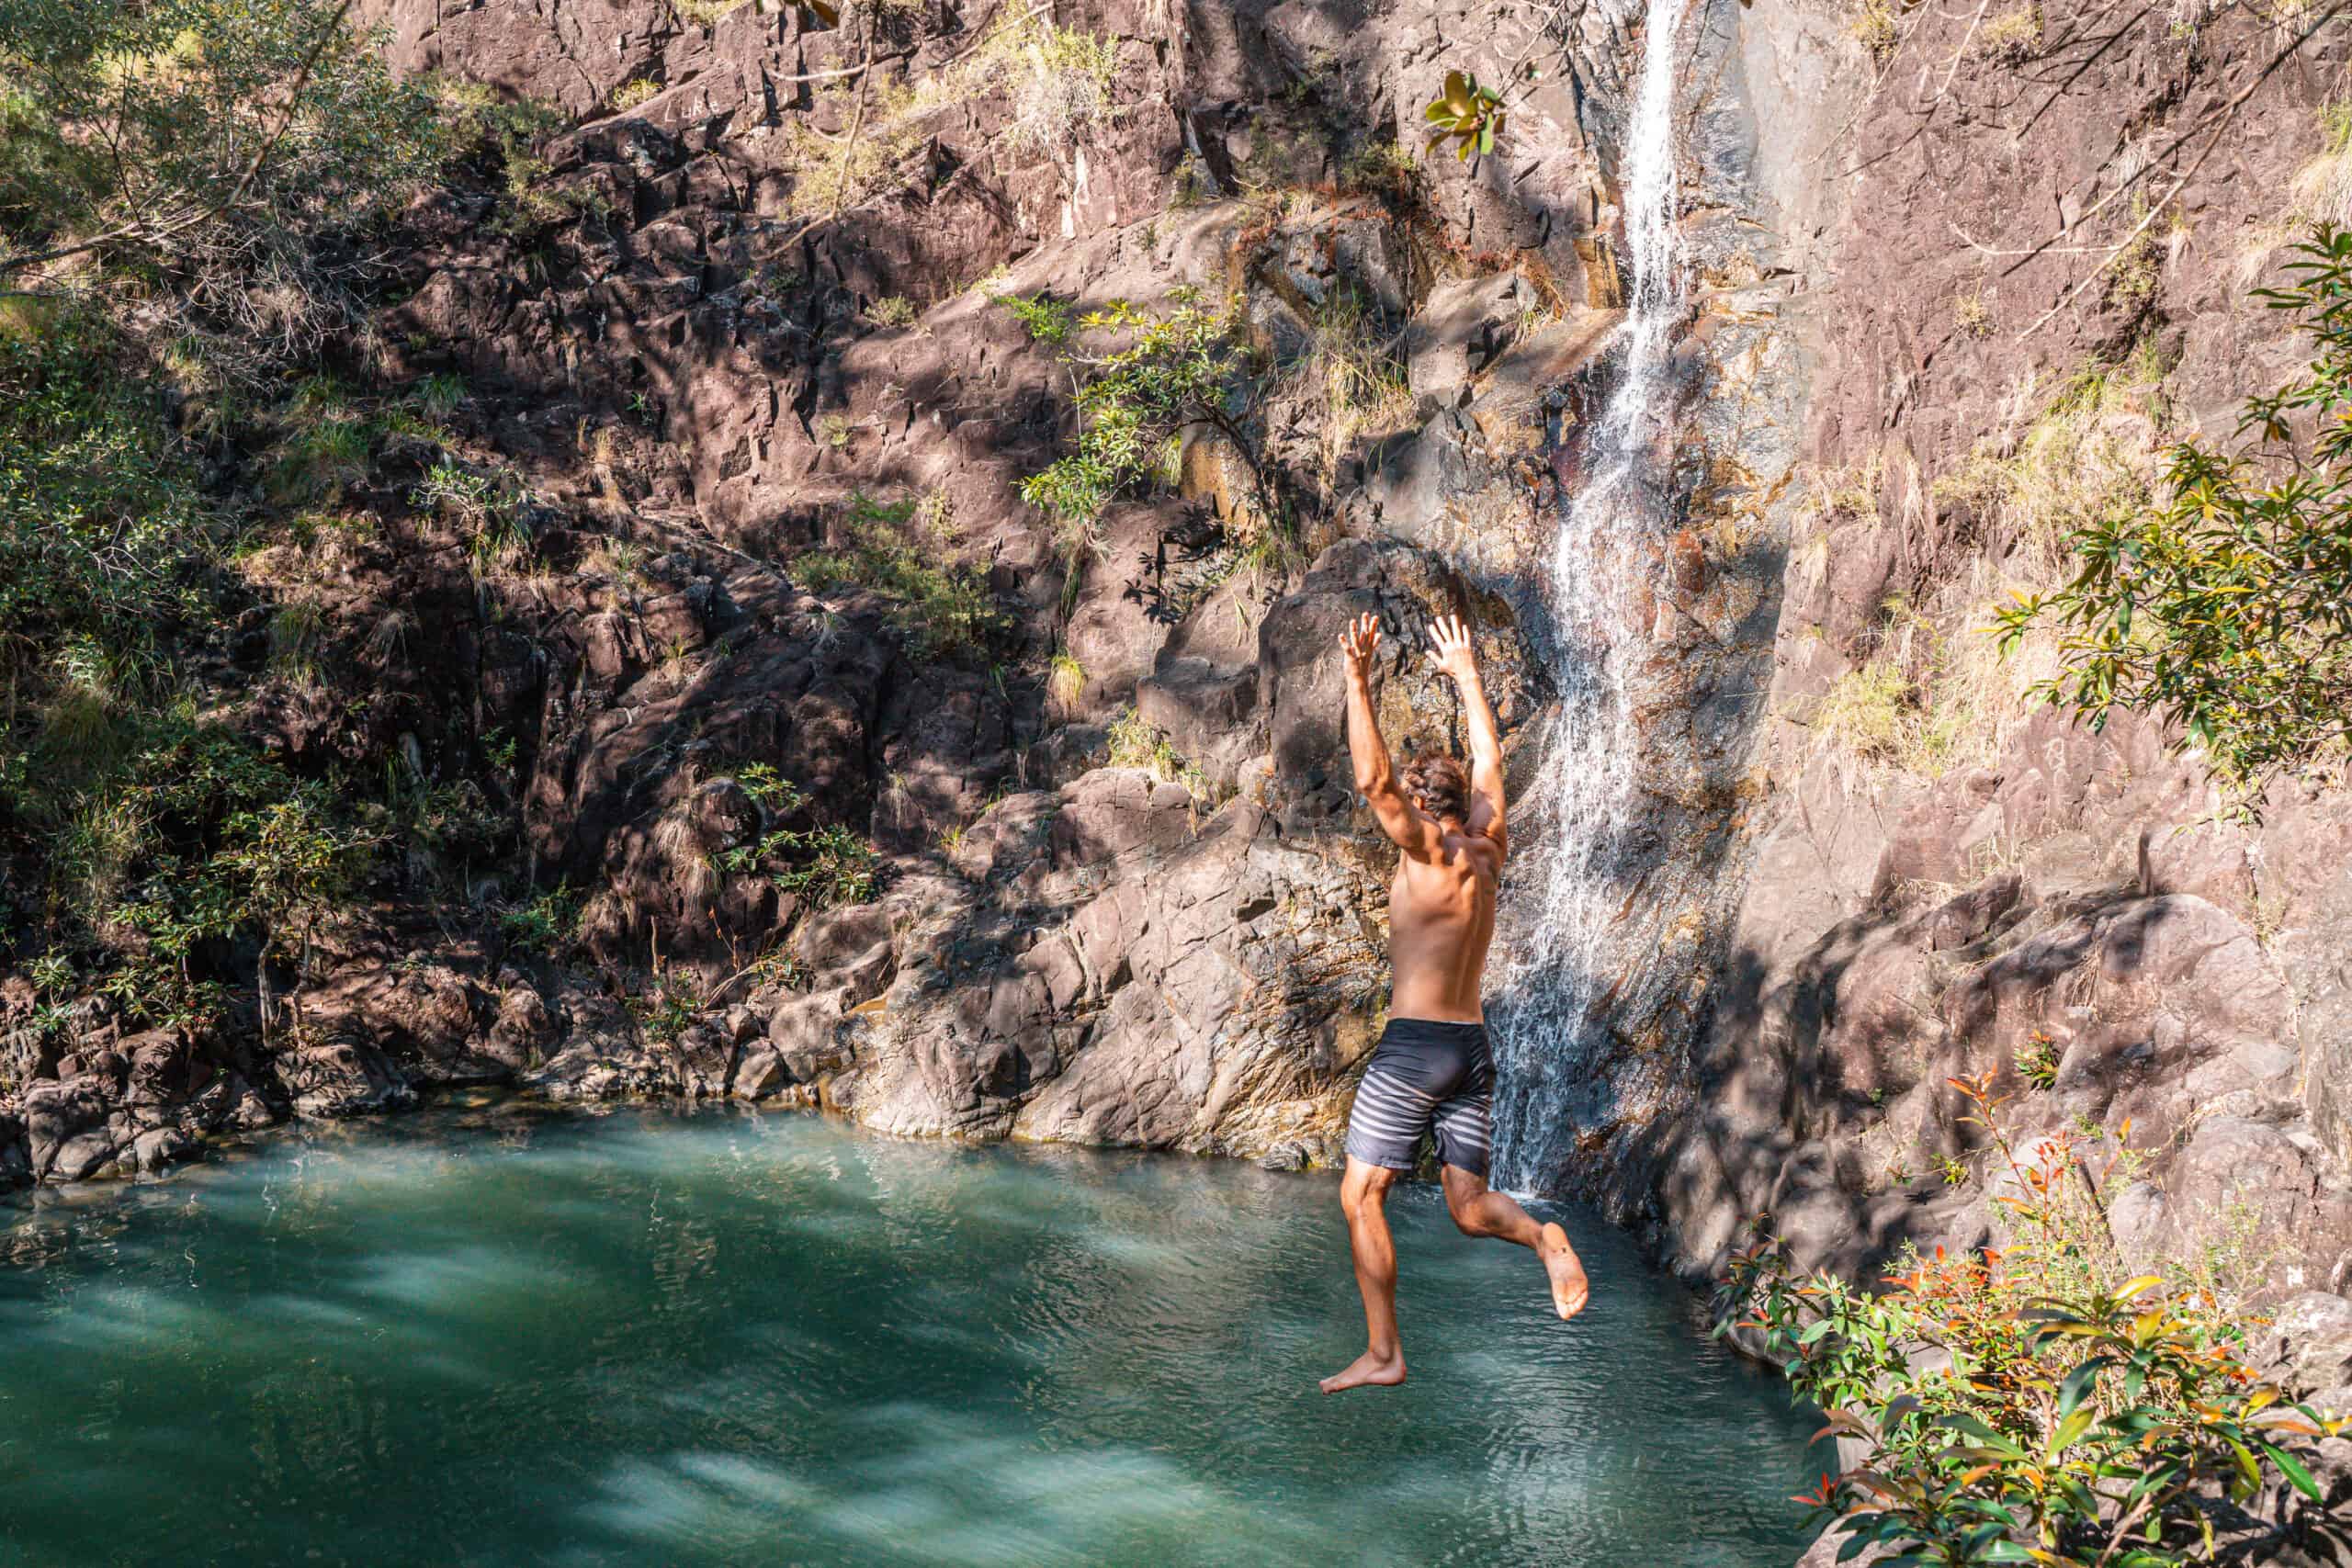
[0,0,444,372]
[0,0,452,1028]
[1014,288,1257,534]
[0,312,220,696]
[1997,228,2352,793]
[1717,1076,2344,1565]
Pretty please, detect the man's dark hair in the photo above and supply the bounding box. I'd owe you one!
[1401,752,1470,824]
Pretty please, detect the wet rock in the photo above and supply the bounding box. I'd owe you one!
[732,1047,787,1102]
[283,1039,418,1119]
[0,1112,28,1189]
[23,1079,116,1181]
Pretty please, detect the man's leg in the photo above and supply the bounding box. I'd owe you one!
[1321,1156,1408,1393]
[1440,1163,1590,1321]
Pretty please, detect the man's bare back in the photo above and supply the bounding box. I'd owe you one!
[1386,830,1498,1025]
[1320,611,1589,1395]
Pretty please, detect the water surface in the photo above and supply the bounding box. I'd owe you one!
[0,1106,1817,1566]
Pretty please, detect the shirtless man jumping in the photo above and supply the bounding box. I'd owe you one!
[1320,611,1590,1395]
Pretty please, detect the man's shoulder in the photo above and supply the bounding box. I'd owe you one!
[1437,829,1505,873]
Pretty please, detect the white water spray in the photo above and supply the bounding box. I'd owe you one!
[1492,0,1691,1188]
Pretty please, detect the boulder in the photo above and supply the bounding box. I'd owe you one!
[282,1039,417,1119]
[2263,1292,2352,1396]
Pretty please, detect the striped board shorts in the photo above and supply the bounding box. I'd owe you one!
[1342,1018,1494,1178]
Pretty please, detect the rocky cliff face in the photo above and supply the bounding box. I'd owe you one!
[0,0,1650,1184]
[6,0,2352,1425]
[1623,0,2352,1424]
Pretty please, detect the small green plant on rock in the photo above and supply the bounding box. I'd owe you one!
[1105,706,1207,797]
[1422,70,1505,164]
[408,372,471,420]
[1001,22,1120,157]
[411,457,535,570]
[610,77,662,113]
[1342,138,1421,198]
[1047,650,1087,713]
[498,886,582,955]
[1717,1073,2343,1565]
[992,291,1075,345]
[2104,209,2166,314]
[864,294,918,329]
[628,976,701,1043]
[792,492,1005,657]
[721,820,878,908]
[2016,1028,2062,1089]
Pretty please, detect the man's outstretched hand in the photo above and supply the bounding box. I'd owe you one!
[1429,614,1479,684]
[1340,612,1381,679]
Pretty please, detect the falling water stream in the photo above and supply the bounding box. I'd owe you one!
[1492,0,1694,1190]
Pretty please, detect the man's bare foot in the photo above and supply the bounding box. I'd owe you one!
[1539,1223,1590,1321]
[1319,1348,1408,1394]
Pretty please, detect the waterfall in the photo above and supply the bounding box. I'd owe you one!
[1490,0,1691,1192]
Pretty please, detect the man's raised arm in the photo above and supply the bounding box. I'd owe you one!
[1341,613,1442,858]
[1430,615,1507,855]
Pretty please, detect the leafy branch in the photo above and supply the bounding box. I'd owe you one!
[1996,226,2352,802]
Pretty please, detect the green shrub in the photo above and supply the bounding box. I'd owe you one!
[499,886,583,954]
[791,492,1006,657]
[411,457,535,570]
[1017,289,1257,538]
[992,291,1074,345]
[6,716,388,1032]
[1717,1075,2343,1565]
[718,818,878,909]
[0,312,222,697]
[1997,227,2352,795]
